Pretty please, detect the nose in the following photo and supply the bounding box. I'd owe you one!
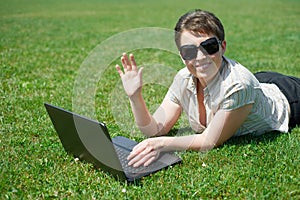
[195,48,206,60]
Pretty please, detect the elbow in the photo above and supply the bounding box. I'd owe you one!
[200,140,225,151]
[189,141,215,152]
[195,139,223,152]
[138,119,159,137]
[139,124,167,137]
[138,118,164,137]
[139,127,157,137]
[199,142,215,152]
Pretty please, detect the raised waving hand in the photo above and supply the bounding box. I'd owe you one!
[115,53,143,98]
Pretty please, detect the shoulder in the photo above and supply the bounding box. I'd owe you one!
[221,57,260,88]
[213,57,261,110]
[170,67,193,88]
[206,57,260,99]
[174,67,191,80]
[167,67,194,104]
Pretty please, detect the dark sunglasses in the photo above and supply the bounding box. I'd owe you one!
[179,37,222,60]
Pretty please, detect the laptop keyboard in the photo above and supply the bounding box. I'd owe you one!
[114,145,162,174]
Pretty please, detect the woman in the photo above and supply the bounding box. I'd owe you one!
[115,9,300,168]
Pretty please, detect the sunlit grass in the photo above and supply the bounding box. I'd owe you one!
[1,0,299,199]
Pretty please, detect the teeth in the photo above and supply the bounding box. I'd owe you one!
[195,63,210,70]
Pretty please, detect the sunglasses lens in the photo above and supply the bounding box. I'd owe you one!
[201,38,219,55]
[180,38,220,60]
[180,45,197,60]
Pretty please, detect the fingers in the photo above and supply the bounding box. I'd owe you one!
[121,53,131,71]
[138,66,143,77]
[127,141,159,167]
[115,64,124,78]
[127,143,149,161]
[128,149,158,167]
[120,53,137,72]
[144,156,157,167]
[130,54,137,71]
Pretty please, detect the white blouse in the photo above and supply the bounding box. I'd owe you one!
[166,57,290,136]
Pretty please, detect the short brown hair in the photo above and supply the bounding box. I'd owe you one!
[174,9,225,48]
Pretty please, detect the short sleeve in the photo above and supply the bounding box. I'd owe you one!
[221,82,256,111]
[165,73,182,105]
[166,90,180,105]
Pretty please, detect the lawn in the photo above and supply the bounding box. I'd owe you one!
[1,0,299,199]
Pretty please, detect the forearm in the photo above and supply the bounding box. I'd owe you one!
[129,93,160,137]
[161,105,253,152]
[116,53,167,137]
[157,134,210,152]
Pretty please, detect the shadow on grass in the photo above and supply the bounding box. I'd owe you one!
[224,131,283,147]
[226,126,299,147]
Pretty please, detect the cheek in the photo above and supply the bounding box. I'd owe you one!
[183,60,191,68]
[185,60,194,68]
[185,61,196,73]
[211,53,223,68]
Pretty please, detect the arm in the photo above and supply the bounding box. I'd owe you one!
[165,103,253,151]
[128,104,253,167]
[130,93,182,137]
[115,53,181,137]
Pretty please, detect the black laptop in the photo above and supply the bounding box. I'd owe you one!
[44,103,182,182]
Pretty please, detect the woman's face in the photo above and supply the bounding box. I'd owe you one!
[179,30,226,86]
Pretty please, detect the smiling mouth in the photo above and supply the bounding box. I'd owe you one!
[195,62,211,70]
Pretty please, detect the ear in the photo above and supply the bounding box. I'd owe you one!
[221,40,227,55]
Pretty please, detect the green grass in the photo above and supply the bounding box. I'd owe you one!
[1,0,300,199]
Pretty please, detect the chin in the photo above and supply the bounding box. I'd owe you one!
[196,71,216,83]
